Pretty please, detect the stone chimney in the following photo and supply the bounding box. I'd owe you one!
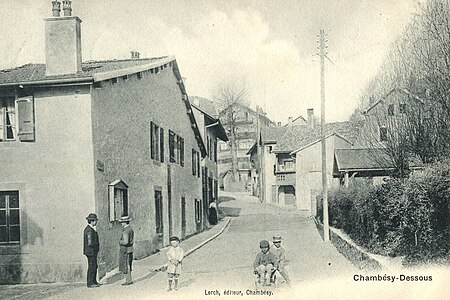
[51,1,61,17]
[62,0,72,16]
[131,51,140,59]
[307,108,314,129]
[44,0,82,76]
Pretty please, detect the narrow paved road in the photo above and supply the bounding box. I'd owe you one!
[8,194,447,299]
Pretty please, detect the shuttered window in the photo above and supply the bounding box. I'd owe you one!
[1,96,35,142]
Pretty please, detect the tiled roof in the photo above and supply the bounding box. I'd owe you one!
[334,148,393,171]
[274,121,360,153]
[261,126,287,143]
[190,96,219,118]
[0,57,168,85]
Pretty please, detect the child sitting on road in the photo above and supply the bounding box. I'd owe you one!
[253,240,278,286]
[166,236,184,291]
[272,235,291,286]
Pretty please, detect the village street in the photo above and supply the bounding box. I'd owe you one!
[2,193,449,300]
[1,192,356,300]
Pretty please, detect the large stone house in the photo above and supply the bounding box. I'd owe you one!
[333,88,425,185]
[217,103,274,192]
[0,1,211,283]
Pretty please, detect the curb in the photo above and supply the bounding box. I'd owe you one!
[138,217,232,281]
[103,218,232,283]
[314,218,391,271]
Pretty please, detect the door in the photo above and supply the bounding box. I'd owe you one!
[181,197,186,239]
[154,189,163,248]
[167,165,173,237]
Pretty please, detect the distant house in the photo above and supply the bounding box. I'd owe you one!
[0,1,207,283]
[217,103,274,192]
[356,87,425,148]
[248,109,359,213]
[248,126,286,199]
[190,97,228,228]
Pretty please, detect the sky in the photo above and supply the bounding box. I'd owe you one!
[0,0,421,123]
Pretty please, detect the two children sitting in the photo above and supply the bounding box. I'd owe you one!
[253,236,291,287]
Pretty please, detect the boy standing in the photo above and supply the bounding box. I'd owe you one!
[166,236,184,291]
[272,235,291,286]
[253,240,278,286]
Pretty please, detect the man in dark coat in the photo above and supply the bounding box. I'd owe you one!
[119,215,134,285]
[83,213,100,288]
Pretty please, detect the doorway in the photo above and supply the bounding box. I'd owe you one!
[154,189,163,248]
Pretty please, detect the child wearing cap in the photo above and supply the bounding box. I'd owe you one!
[253,240,278,286]
[272,235,291,286]
[166,236,184,291]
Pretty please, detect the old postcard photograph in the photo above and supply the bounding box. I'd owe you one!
[0,0,449,299]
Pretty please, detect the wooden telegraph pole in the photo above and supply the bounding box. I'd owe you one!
[256,105,263,202]
[319,29,330,242]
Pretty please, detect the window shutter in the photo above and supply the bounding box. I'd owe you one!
[160,128,164,162]
[180,137,185,166]
[17,96,35,141]
[150,122,155,159]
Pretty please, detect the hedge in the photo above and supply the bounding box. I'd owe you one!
[318,160,450,265]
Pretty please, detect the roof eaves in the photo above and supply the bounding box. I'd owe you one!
[170,60,207,157]
[92,56,175,82]
[0,76,93,88]
[290,133,335,154]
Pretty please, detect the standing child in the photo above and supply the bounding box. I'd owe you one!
[166,236,184,291]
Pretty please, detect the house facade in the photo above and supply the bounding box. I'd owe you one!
[217,104,274,192]
[191,97,228,226]
[0,1,207,283]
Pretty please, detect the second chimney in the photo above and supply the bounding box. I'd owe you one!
[307,108,314,129]
[44,0,82,76]
[131,51,140,59]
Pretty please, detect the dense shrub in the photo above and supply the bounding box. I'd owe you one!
[319,160,450,265]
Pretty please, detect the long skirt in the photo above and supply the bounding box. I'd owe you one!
[208,207,218,225]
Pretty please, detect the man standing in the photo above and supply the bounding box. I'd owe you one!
[83,213,100,288]
[119,215,134,285]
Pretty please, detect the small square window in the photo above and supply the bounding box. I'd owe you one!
[380,126,388,142]
[399,103,406,114]
[388,104,394,116]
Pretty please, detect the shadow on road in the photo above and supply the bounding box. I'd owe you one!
[178,277,196,290]
[219,207,242,217]
[218,196,235,203]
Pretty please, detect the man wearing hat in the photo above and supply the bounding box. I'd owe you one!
[272,235,291,286]
[83,213,100,288]
[119,216,134,285]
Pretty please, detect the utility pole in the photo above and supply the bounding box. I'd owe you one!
[319,28,330,242]
[256,105,263,202]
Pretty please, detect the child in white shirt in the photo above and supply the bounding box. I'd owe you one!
[166,236,184,291]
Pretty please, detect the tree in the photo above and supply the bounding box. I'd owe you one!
[356,0,450,176]
[213,79,248,182]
